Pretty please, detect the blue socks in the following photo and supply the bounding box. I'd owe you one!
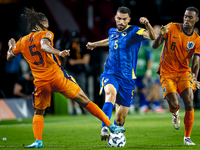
[102,102,114,127]
[139,93,149,107]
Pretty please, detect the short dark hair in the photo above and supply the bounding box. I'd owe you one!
[21,7,48,32]
[117,6,131,17]
[186,6,199,17]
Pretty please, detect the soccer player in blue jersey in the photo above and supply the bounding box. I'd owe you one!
[86,6,156,141]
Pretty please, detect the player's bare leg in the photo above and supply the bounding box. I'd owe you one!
[165,92,180,130]
[180,88,195,145]
[115,104,129,126]
[26,108,45,148]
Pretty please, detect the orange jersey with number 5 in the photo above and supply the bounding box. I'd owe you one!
[12,31,62,87]
[157,23,200,77]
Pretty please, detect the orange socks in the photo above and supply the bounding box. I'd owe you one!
[184,109,194,137]
[33,115,44,141]
[86,101,112,127]
[168,105,180,114]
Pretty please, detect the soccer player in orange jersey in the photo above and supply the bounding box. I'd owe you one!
[7,8,125,148]
[152,7,200,145]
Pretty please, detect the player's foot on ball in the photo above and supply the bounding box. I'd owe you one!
[101,126,109,141]
[108,124,125,134]
[184,137,195,145]
[26,139,43,148]
[172,110,180,130]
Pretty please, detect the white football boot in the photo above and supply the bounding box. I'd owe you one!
[101,126,109,141]
[184,137,195,145]
[172,110,180,130]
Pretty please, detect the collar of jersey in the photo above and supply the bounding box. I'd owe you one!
[30,31,36,33]
[181,24,194,36]
[117,25,131,32]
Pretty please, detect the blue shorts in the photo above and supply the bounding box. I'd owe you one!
[99,73,135,107]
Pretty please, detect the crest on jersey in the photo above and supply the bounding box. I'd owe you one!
[186,41,195,51]
[46,32,52,38]
[122,32,127,36]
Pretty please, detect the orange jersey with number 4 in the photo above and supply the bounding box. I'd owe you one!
[12,31,62,87]
[157,23,200,77]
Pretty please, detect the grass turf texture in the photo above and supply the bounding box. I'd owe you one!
[0,110,200,149]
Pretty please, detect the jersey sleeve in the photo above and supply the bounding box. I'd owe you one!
[134,26,146,42]
[12,38,22,56]
[194,38,200,57]
[41,31,54,46]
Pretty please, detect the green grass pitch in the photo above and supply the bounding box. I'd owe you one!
[0,110,200,149]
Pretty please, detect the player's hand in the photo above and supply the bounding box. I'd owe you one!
[86,42,96,50]
[59,50,70,58]
[194,80,200,89]
[192,74,200,89]
[160,25,170,35]
[139,17,149,25]
[8,38,16,49]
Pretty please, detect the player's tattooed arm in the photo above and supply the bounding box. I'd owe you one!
[86,38,109,50]
[139,17,156,40]
[41,39,70,58]
[192,55,200,89]
[7,38,17,61]
[152,25,170,49]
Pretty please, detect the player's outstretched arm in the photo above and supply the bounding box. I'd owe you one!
[152,25,169,49]
[139,17,156,40]
[7,38,17,61]
[86,38,109,50]
[41,39,70,58]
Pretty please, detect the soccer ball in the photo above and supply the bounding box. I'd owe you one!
[107,133,126,147]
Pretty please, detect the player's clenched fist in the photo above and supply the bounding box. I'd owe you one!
[59,50,70,57]
[8,38,16,48]
[139,17,149,25]
[86,42,96,50]
[160,25,170,35]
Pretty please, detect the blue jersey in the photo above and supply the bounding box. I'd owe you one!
[103,25,146,79]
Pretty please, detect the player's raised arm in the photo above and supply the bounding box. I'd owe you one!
[86,38,109,50]
[139,17,156,40]
[152,25,170,49]
[7,38,17,61]
[41,39,70,57]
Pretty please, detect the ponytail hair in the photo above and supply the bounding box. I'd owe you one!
[21,7,47,32]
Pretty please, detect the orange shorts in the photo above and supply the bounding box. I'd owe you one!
[160,72,196,98]
[33,73,81,110]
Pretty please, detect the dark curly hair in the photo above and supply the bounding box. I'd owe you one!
[21,7,48,32]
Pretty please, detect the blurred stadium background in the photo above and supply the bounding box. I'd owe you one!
[0,0,200,120]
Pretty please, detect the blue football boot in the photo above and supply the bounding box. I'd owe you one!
[26,139,43,148]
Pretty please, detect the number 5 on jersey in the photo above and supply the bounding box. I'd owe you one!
[29,44,44,66]
[114,40,118,49]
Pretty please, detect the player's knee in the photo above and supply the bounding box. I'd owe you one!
[169,101,179,110]
[105,91,116,103]
[184,93,194,110]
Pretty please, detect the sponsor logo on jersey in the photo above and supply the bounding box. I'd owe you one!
[104,78,109,83]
